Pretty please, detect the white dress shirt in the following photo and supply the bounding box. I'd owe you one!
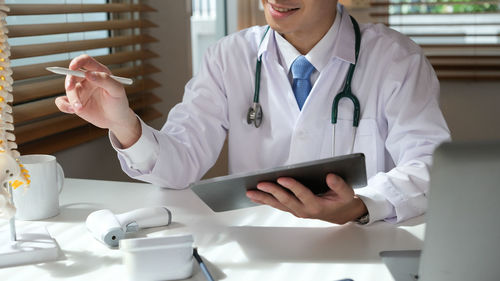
[110,5,450,224]
[274,9,341,86]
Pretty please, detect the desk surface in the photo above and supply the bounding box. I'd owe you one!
[0,178,425,281]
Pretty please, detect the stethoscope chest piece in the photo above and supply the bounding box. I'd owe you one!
[247,102,263,128]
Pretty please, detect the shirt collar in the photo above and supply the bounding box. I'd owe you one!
[274,28,301,73]
[258,4,356,70]
[275,8,341,73]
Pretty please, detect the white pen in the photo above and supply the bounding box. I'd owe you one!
[46,66,133,85]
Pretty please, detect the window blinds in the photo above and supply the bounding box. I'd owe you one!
[6,2,162,154]
[236,0,499,80]
[369,0,500,79]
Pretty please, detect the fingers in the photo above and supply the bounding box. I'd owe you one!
[55,96,74,114]
[65,80,83,112]
[248,180,320,218]
[326,173,354,200]
[84,71,124,98]
[66,55,113,93]
[246,175,357,224]
[276,177,316,206]
[63,71,124,115]
[65,72,84,92]
[65,78,96,113]
[66,55,124,99]
[256,181,304,210]
[246,189,296,214]
[69,54,111,74]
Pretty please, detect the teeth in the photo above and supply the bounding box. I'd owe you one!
[273,6,295,12]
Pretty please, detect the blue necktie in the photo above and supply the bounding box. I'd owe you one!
[291,56,315,110]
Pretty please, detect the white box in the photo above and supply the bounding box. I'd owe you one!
[120,234,194,281]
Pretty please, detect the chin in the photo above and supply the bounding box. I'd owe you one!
[268,23,297,38]
[264,16,294,35]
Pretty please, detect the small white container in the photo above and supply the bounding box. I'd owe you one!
[120,234,194,281]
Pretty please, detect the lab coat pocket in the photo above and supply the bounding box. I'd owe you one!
[335,118,380,178]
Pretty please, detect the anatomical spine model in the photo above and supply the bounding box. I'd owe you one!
[0,3,30,219]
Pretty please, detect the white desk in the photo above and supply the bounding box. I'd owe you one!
[0,178,425,281]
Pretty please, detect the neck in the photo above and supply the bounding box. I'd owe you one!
[283,10,336,55]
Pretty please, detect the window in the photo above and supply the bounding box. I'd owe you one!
[190,0,231,74]
[5,0,162,154]
[369,0,500,79]
[235,0,499,80]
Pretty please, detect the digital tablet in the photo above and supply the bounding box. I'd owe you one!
[190,153,366,212]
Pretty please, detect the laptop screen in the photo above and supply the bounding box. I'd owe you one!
[419,141,500,281]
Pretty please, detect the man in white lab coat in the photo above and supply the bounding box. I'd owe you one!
[56,0,450,225]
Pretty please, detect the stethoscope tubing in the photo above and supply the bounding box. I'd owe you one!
[247,27,270,128]
[248,16,362,156]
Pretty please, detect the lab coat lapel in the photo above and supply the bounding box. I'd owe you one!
[271,61,301,120]
[332,6,356,65]
[287,63,337,164]
[286,7,358,164]
[260,29,301,125]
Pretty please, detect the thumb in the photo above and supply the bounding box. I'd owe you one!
[85,71,125,98]
[326,173,354,199]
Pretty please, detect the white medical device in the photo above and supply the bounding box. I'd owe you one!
[86,207,172,247]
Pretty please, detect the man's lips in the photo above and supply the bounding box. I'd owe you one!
[268,3,300,17]
[271,5,299,13]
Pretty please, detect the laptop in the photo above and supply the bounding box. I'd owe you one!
[380,141,500,281]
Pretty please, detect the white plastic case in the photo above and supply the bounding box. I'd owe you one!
[120,234,194,281]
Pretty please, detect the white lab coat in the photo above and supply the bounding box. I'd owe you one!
[113,6,450,224]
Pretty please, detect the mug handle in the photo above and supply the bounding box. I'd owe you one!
[57,162,65,194]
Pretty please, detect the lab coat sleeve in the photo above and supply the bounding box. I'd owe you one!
[110,117,159,173]
[356,47,450,224]
[114,44,229,188]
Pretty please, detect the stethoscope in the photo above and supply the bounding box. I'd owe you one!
[247,16,361,156]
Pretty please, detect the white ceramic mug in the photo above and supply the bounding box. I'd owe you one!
[13,154,64,220]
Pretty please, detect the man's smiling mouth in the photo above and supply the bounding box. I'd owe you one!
[272,6,299,13]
